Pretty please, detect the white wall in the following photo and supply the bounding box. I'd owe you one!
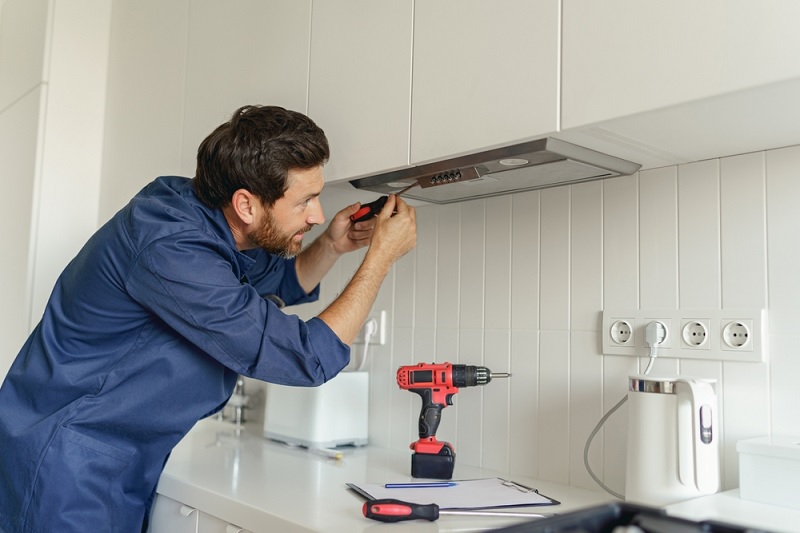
[0,0,110,377]
[292,146,800,495]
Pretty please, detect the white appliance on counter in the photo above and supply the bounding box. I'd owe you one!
[263,371,369,448]
[625,375,720,506]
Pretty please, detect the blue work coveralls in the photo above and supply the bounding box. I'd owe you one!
[0,176,350,533]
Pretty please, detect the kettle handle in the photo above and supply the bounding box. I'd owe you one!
[676,379,719,494]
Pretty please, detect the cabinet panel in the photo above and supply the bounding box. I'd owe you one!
[411,0,559,164]
[308,0,413,182]
[180,0,312,175]
[0,0,49,110]
[562,0,800,129]
[0,89,41,377]
[149,495,198,533]
[101,0,190,218]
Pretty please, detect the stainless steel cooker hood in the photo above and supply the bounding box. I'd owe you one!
[348,137,641,204]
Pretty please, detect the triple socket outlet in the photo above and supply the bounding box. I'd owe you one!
[602,308,767,362]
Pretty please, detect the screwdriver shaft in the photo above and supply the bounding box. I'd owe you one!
[440,509,554,519]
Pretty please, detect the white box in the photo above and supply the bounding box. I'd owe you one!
[263,371,369,448]
[737,435,800,510]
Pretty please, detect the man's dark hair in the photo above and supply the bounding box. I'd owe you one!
[194,105,329,208]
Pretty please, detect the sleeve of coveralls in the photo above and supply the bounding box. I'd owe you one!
[124,232,350,386]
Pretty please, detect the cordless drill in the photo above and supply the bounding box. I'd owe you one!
[396,362,511,479]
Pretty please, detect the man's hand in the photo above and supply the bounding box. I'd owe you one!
[324,202,377,254]
[367,194,416,264]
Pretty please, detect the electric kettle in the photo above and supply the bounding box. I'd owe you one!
[625,375,720,505]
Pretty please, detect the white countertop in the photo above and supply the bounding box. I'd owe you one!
[665,489,800,533]
[156,419,613,532]
[158,419,800,532]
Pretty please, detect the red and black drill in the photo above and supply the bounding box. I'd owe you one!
[396,362,511,479]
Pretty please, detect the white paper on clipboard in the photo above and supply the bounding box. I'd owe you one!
[346,477,560,510]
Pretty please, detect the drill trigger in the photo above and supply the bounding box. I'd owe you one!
[445,393,455,406]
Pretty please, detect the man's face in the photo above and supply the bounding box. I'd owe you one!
[246,166,325,257]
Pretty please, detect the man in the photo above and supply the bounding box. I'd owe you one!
[0,105,416,532]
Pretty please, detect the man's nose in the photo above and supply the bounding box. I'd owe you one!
[309,198,325,226]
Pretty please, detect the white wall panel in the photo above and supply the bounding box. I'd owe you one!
[720,152,767,308]
[510,191,540,329]
[393,247,415,329]
[570,181,603,331]
[459,200,485,329]
[678,160,721,308]
[413,206,437,328]
[485,196,512,330]
[482,328,511,473]
[639,167,679,308]
[765,146,800,333]
[436,203,461,329]
[538,330,570,483]
[509,329,539,477]
[603,175,639,308]
[540,187,570,330]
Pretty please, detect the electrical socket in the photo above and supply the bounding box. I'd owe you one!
[602,309,766,362]
[681,319,710,350]
[353,310,387,345]
[721,319,753,350]
[609,319,634,345]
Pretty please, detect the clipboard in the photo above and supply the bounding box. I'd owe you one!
[346,477,560,510]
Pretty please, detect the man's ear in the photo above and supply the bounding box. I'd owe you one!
[230,189,258,225]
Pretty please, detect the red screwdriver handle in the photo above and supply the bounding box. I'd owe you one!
[350,196,389,223]
[362,498,440,523]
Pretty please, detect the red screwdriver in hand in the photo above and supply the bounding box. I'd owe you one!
[363,499,554,523]
[350,182,418,223]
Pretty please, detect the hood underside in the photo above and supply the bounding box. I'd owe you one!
[348,138,641,204]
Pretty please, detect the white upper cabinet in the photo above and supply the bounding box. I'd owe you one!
[410,0,559,164]
[0,0,49,111]
[559,1,800,169]
[562,0,800,128]
[180,0,313,176]
[308,0,413,183]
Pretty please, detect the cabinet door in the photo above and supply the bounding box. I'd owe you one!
[411,0,559,164]
[198,511,253,533]
[562,0,800,129]
[149,495,199,533]
[180,0,313,175]
[308,0,413,183]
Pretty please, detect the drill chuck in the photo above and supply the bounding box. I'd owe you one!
[451,365,511,387]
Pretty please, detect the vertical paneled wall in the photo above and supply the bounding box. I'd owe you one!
[292,144,800,495]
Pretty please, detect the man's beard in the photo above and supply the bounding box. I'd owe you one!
[247,210,311,259]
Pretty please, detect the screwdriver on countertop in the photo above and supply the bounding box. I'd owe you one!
[362,499,555,523]
[349,182,418,223]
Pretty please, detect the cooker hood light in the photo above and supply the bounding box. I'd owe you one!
[348,137,641,204]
